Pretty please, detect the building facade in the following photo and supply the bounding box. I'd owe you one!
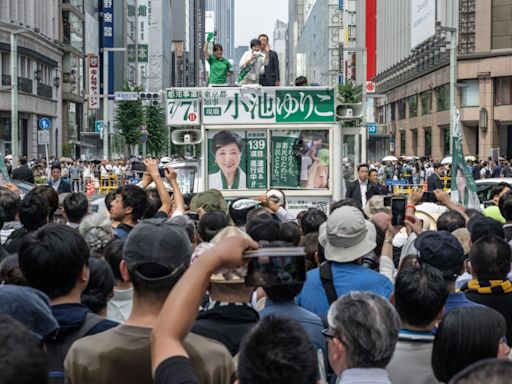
[273,20,288,86]
[287,0,304,85]
[205,0,234,61]
[373,0,512,161]
[0,0,63,159]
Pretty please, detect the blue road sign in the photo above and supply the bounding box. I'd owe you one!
[367,123,377,135]
[95,120,104,133]
[39,117,51,130]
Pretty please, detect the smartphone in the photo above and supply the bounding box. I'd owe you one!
[483,201,494,209]
[391,197,407,226]
[186,212,199,220]
[131,161,146,172]
[243,248,306,287]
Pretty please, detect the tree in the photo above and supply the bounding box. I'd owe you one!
[337,82,363,103]
[115,82,144,154]
[145,104,168,157]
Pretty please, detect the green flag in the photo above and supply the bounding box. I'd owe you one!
[451,110,480,209]
[0,153,11,185]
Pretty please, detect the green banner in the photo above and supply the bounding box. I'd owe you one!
[246,131,267,189]
[0,154,11,185]
[270,131,300,188]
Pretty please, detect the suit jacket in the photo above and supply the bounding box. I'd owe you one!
[48,179,71,194]
[427,173,444,192]
[366,182,387,200]
[346,180,366,207]
[259,50,280,86]
[12,165,34,183]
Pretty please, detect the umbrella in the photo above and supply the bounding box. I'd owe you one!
[441,156,452,165]
[382,155,398,162]
[465,155,476,162]
[405,156,419,161]
[499,156,505,161]
[60,156,73,163]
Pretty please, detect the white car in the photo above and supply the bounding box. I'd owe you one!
[475,178,512,204]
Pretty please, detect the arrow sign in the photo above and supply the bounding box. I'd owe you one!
[39,117,52,130]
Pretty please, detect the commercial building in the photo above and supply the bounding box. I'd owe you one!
[0,0,63,158]
[287,0,304,85]
[273,20,288,85]
[373,0,512,161]
[205,0,235,61]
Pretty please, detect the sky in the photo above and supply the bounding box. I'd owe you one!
[234,0,289,48]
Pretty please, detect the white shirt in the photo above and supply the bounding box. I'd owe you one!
[52,178,61,192]
[359,180,368,208]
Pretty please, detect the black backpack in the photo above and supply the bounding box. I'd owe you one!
[45,313,104,384]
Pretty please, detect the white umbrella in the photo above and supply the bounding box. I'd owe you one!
[441,156,452,165]
[382,155,398,162]
[405,156,419,161]
[465,155,476,162]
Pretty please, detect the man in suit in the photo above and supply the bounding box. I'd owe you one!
[48,164,71,194]
[258,34,280,86]
[367,168,388,200]
[427,162,444,192]
[12,158,34,183]
[346,164,370,208]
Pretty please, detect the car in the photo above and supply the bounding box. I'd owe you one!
[475,178,512,204]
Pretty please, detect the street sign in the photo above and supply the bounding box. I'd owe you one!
[366,81,376,94]
[367,123,377,135]
[39,117,51,130]
[114,91,139,101]
[95,120,104,133]
[38,130,50,145]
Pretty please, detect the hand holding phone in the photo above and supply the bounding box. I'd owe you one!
[391,197,407,226]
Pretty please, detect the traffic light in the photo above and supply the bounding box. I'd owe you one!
[138,92,161,106]
[336,103,363,121]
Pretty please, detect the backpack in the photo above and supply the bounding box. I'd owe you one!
[45,313,104,384]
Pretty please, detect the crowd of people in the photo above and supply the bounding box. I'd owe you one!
[2,156,512,384]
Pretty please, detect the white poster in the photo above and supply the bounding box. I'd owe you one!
[411,0,436,49]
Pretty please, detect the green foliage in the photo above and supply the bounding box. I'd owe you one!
[115,82,145,146]
[145,104,167,156]
[337,82,363,103]
[62,142,73,157]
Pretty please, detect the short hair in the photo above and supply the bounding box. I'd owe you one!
[449,358,512,384]
[237,316,318,384]
[436,211,466,233]
[142,189,162,219]
[250,38,261,48]
[0,187,20,221]
[0,315,48,384]
[211,130,243,153]
[28,185,58,221]
[369,169,378,176]
[0,254,27,285]
[327,292,400,369]
[295,76,308,86]
[51,164,61,171]
[490,184,508,200]
[115,185,148,222]
[213,43,223,52]
[19,224,90,300]
[63,192,89,223]
[81,257,115,315]
[18,194,49,231]
[258,33,269,41]
[246,214,280,243]
[499,191,512,221]
[432,306,507,383]
[105,190,116,211]
[19,157,27,165]
[300,208,327,235]
[79,213,114,258]
[330,198,369,218]
[357,163,369,172]
[103,238,126,281]
[393,264,448,327]
[300,232,319,271]
[469,235,512,280]
[278,222,301,246]
[198,210,228,242]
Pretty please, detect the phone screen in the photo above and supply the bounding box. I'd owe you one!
[391,197,407,226]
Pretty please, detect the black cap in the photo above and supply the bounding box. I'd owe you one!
[467,216,505,243]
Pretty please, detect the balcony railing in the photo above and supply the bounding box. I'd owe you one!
[1,75,33,93]
[37,83,53,98]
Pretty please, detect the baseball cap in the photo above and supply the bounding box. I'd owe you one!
[319,206,376,263]
[266,189,285,207]
[467,215,505,243]
[123,218,192,281]
[414,230,464,280]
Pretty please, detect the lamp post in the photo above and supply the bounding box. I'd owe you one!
[10,28,29,167]
[102,47,126,160]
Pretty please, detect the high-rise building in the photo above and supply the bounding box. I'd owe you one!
[373,0,512,160]
[0,1,63,158]
[205,0,235,61]
[273,20,288,85]
[234,45,248,76]
[287,0,305,85]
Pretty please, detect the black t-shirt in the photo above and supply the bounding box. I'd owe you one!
[153,210,169,219]
[154,356,199,384]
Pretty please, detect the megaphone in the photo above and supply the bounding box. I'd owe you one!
[171,129,202,145]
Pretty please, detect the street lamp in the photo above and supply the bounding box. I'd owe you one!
[102,47,126,160]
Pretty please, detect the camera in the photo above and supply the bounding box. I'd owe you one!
[131,161,166,177]
[243,247,306,287]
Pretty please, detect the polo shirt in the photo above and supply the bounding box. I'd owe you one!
[297,262,394,318]
[207,56,232,85]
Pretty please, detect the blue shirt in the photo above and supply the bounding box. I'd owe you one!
[260,299,326,360]
[444,292,483,314]
[297,263,394,318]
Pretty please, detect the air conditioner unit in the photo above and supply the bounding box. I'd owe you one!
[171,129,202,145]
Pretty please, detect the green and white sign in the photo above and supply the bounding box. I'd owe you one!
[246,131,267,189]
[166,89,201,126]
[270,130,301,188]
[202,88,335,125]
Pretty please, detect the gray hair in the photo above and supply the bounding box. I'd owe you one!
[327,291,400,369]
[79,213,114,256]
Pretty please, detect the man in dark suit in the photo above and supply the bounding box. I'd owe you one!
[258,34,280,86]
[48,164,71,194]
[12,158,34,183]
[367,169,388,200]
[346,164,370,208]
[427,162,445,192]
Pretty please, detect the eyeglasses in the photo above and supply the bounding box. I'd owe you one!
[322,328,337,342]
